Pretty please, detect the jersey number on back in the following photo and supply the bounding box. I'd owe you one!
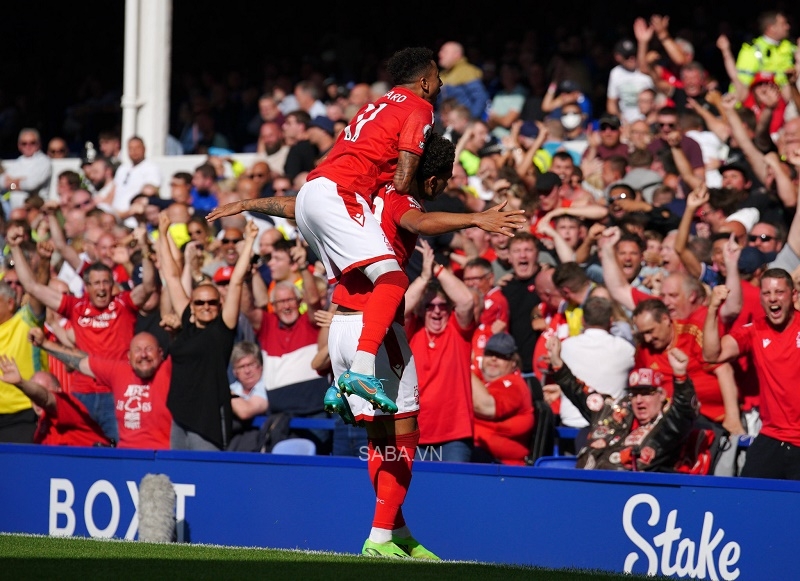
[343,104,388,142]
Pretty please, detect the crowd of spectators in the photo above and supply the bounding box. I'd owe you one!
[1,10,800,480]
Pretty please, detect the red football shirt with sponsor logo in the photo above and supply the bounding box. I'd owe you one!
[57,292,138,394]
[634,315,724,422]
[631,295,725,421]
[89,357,173,450]
[730,310,800,446]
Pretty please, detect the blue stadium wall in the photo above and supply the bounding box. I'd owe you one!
[0,443,795,579]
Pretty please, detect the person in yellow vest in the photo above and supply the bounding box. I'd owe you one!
[733,10,797,89]
[251,237,310,316]
[552,261,596,338]
[0,229,48,442]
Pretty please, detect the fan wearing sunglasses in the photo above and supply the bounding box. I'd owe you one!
[156,213,258,452]
[747,221,785,255]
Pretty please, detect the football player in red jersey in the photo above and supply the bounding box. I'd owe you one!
[209,132,525,557]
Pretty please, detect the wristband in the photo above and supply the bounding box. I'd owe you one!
[674,374,688,383]
[433,264,445,278]
[551,364,563,372]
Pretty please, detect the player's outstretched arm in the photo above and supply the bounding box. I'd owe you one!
[401,201,526,238]
[471,201,528,236]
[206,197,296,223]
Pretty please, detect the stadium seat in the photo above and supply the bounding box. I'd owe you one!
[524,400,556,465]
[533,455,578,468]
[270,438,317,456]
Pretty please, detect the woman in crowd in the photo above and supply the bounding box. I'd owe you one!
[156,212,258,451]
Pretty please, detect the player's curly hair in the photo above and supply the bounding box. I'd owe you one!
[386,47,435,85]
[420,132,455,179]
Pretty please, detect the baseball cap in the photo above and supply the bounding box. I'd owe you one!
[534,171,562,193]
[738,247,777,275]
[718,153,752,180]
[598,113,621,130]
[627,368,664,391]
[147,195,174,211]
[718,159,749,176]
[484,333,517,358]
[519,121,540,139]
[213,265,234,284]
[751,72,777,87]
[478,142,505,157]
[614,39,636,58]
[558,80,581,94]
[308,116,335,137]
[725,207,760,233]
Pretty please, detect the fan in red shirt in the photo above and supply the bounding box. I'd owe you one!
[74,231,132,291]
[43,278,75,393]
[41,213,132,295]
[741,73,787,136]
[34,331,172,450]
[471,333,534,465]
[463,257,509,374]
[529,172,570,242]
[11,235,158,444]
[0,356,110,447]
[600,227,745,433]
[631,276,744,436]
[704,270,800,480]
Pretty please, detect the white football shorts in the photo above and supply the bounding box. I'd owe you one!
[294,177,397,283]
[328,312,420,421]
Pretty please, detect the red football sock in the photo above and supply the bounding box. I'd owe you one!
[367,439,384,493]
[357,270,408,356]
[372,430,418,530]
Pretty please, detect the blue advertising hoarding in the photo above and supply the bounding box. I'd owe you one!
[1,443,795,579]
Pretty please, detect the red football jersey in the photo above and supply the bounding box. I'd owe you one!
[57,292,138,394]
[35,392,111,447]
[307,87,434,195]
[89,357,173,450]
[635,321,724,421]
[725,281,762,411]
[730,311,800,446]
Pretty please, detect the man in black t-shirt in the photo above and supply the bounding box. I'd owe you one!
[500,231,542,375]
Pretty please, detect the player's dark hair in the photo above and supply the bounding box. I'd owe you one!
[387,47,436,85]
[420,132,455,179]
